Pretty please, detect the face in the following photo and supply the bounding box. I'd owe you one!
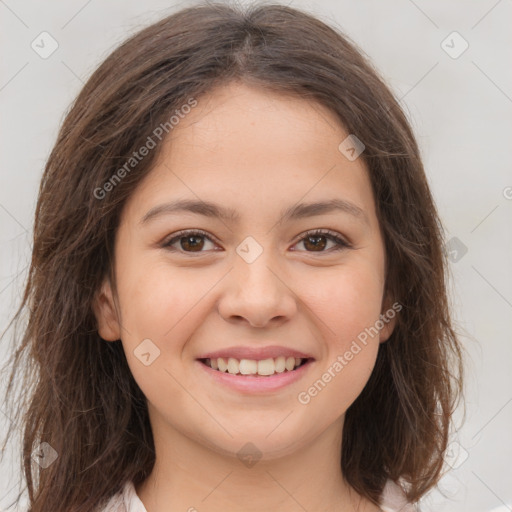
[94,81,396,461]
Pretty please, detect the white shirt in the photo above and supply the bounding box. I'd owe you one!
[100,479,417,511]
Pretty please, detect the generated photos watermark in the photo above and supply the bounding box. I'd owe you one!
[297,301,402,405]
[93,97,198,200]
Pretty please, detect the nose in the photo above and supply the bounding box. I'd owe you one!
[217,249,297,328]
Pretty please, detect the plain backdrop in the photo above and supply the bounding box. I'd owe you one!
[1,1,511,510]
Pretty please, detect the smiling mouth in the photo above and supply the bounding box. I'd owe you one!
[198,357,312,377]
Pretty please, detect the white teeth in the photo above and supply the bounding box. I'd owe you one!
[257,358,275,376]
[204,356,306,376]
[239,359,258,374]
[274,356,286,373]
[285,356,295,371]
[227,358,239,374]
[217,357,228,372]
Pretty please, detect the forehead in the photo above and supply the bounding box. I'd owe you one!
[166,81,345,164]
[124,82,379,231]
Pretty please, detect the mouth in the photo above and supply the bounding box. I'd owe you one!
[197,356,312,377]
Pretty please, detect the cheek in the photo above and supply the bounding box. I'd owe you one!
[297,314,381,419]
[115,264,220,386]
[117,261,205,339]
[116,266,207,414]
[295,262,384,412]
[301,261,385,345]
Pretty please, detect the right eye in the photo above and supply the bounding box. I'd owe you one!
[161,229,219,253]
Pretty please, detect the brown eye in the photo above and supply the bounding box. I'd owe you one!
[293,230,350,253]
[162,228,350,255]
[179,234,206,252]
[302,234,328,251]
[163,230,216,253]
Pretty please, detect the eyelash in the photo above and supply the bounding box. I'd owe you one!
[161,228,351,254]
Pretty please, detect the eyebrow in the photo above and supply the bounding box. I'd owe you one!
[140,198,369,227]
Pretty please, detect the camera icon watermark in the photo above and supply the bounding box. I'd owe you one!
[445,237,468,263]
[31,442,58,468]
[236,236,263,264]
[31,31,59,59]
[134,338,161,366]
[441,31,469,59]
[237,442,262,468]
[338,134,365,161]
[443,441,469,469]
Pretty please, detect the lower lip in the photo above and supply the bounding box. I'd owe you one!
[195,359,314,394]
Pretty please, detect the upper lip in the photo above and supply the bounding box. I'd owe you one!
[197,345,315,361]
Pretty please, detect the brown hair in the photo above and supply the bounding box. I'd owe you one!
[1,2,465,510]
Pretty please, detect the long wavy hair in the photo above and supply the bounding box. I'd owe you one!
[1,2,465,510]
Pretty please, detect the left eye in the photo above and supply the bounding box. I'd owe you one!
[293,229,351,252]
[162,229,351,254]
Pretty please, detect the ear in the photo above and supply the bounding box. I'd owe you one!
[378,294,399,344]
[92,277,121,341]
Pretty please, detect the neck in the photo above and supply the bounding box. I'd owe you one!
[136,413,379,512]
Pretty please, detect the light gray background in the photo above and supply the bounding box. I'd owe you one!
[1,1,511,510]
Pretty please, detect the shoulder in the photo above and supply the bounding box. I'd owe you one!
[98,481,147,512]
[379,479,418,512]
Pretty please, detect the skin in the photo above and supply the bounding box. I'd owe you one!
[94,81,396,512]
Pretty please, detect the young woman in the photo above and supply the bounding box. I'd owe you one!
[1,3,465,511]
